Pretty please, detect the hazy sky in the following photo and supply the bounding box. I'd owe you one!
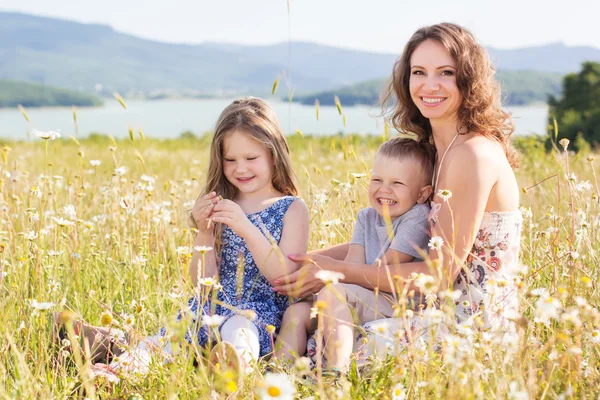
[1,0,598,53]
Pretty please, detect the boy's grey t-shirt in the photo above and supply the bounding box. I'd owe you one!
[350,203,431,264]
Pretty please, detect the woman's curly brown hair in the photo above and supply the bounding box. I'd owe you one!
[381,22,518,168]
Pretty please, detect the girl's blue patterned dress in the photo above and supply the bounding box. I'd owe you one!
[161,196,297,357]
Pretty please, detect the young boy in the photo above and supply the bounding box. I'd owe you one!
[274,137,434,364]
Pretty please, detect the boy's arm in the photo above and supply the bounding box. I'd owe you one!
[309,243,350,261]
[381,249,415,265]
[344,244,366,264]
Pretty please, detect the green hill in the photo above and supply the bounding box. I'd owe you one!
[0,12,392,95]
[1,12,598,98]
[496,70,563,105]
[292,70,564,106]
[0,80,103,108]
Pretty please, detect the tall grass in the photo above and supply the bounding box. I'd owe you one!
[0,132,599,399]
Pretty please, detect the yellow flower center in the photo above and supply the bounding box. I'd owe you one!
[226,380,237,393]
[267,386,281,397]
[100,312,113,325]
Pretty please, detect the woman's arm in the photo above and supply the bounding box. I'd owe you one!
[275,249,419,297]
[212,198,310,285]
[340,247,415,292]
[274,146,496,297]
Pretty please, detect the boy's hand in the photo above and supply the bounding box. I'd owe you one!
[212,200,255,238]
[191,192,220,234]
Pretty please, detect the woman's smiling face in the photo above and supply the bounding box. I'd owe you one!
[409,39,462,124]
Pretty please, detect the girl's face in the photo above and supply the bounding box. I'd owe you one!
[222,130,275,198]
[409,39,462,124]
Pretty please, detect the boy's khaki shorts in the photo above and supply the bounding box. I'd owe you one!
[339,283,397,325]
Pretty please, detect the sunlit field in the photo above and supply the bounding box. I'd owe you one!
[1,129,599,399]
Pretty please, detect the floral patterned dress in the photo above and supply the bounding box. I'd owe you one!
[355,202,523,358]
[161,196,298,357]
[428,201,523,328]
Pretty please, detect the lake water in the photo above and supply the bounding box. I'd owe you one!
[0,98,548,139]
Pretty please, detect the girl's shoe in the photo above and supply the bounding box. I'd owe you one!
[208,341,244,394]
[53,312,126,364]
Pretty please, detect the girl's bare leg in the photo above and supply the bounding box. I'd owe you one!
[80,324,128,363]
[274,301,315,364]
[56,314,128,364]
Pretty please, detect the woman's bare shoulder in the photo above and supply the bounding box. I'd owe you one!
[441,135,508,185]
[449,135,505,165]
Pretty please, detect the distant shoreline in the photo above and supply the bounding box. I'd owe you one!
[2,96,552,111]
[0,98,548,139]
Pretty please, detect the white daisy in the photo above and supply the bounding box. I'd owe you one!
[428,236,444,251]
[193,246,213,253]
[202,314,225,327]
[33,129,61,140]
[28,299,55,310]
[315,270,345,285]
[256,372,296,400]
[437,189,452,201]
[391,382,407,400]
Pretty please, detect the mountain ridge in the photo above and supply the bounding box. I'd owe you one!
[1,12,598,99]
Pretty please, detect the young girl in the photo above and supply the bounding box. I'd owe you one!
[175,97,309,369]
[58,97,309,379]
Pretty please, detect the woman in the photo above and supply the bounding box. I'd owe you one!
[272,22,522,372]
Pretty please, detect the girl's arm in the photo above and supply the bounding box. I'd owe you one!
[274,147,495,297]
[212,199,310,285]
[188,191,221,286]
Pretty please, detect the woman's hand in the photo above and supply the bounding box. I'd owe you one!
[212,199,255,238]
[191,192,220,234]
[272,254,339,298]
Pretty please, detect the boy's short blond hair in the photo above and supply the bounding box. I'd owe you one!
[377,137,435,186]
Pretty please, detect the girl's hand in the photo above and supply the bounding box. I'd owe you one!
[191,192,220,234]
[212,200,255,238]
[272,254,337,298]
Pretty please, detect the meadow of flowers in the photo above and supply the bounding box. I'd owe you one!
[1,125,599,399]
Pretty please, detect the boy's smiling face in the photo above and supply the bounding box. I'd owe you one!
[368,154,431,219]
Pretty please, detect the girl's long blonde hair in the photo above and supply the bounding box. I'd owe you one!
[190,97,298,253]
